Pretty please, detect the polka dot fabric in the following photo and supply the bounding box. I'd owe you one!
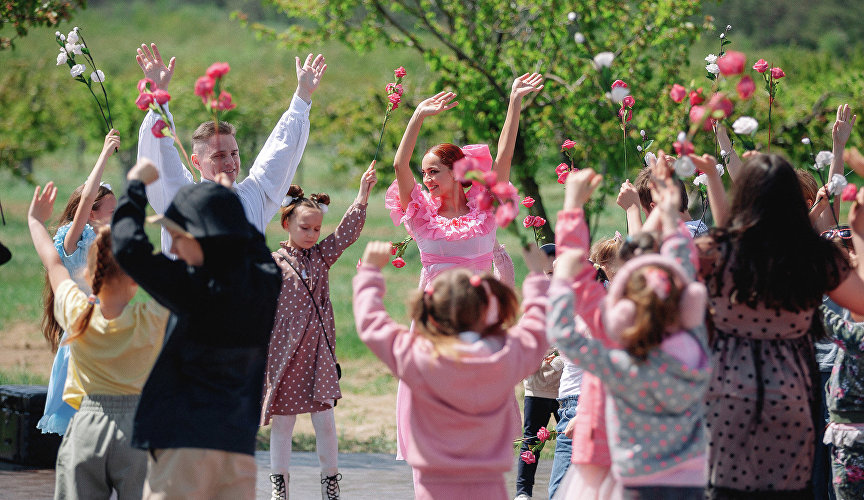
[260,203,366,424]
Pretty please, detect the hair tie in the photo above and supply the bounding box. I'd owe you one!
[87,294,97,305]
[424,284,434,296]
[469,275,482,287]
[614,230,623,242]
[99,182,112,191]
[644,268,671,300]
[319,203,329,214]
[281,195,295,207]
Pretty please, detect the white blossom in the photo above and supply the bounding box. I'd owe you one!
[573,32,585,44]
[677,131,687,143]
[674,156,696,177]
[637,145,643,152]
[70,64,86,78]
[639,129,646,138]
[610,86,629,104]
[732,116,758,135]
[801,137,811,145]
[56,51,67,66]
[644,152,657,166]
[55,31,61,37]
[59,34,65,41]
[726,24,732,31]
[73,26,79,32]
[720,149,728,158]
[716,164,725,177]
[706,63,720,75]
[827,173,848,195]
[815,151,834,169]
[694,173,708,186]
[720,33,726,39]
[705,54,717,64]
[90,70,105,83]
[593,52,614,69]
[65,42,82,55]
[66,30,79,44]
[567,12,578,22]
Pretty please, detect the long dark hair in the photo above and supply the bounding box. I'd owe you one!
[708,154,845,312]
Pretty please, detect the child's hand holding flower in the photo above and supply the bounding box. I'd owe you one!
[101,129,121,158]
[564,168,603,210]
[356,161,378,205]
[361,241,394,270]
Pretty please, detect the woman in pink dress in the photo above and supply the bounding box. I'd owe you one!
[384,73,544,469]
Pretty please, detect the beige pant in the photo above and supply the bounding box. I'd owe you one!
[142,448,256,500]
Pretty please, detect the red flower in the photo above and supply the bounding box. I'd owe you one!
[689,88,705,106]
[491,181,517,200]
[495,202,518,228]
[520,450,536,464]
[137,78,155,93]
[521,196,535,208]
[752,59,768,73]
[523,215,536,228]
[611,79,628,89]
[152,89,171,105]
[394,66,407,78]
[673,140,695,156]
[770,67,785,80]
[557,171,569,184]
[482,171,498,186]
[194,76,215,99]
[532,216,546,227]
[389,93,401,105]
[708,93,734,119]
[476,190,494,211]
[135,92,154,111]
[215,91,236,111]
[622,95,635,109]
[151,119,169,138]
[555,163,569,176]
[389,243,397,255]
[689,105,712,132]
[206,62,231,79]
[716,51,746,76]
[618,108,632,123]
[392,257,406,268]
[669,84,687,103]
[842,183,858,202]
[537,426,551,442]
[736,76,755,100]
[561,139,576,150]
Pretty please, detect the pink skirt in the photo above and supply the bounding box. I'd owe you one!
[553,464,622,500]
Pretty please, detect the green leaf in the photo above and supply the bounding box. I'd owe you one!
[706,73,716,81]
[643,139,654,150]
[81,47,90,54]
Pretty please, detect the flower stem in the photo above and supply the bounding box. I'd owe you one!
[78,32,113,130]
[85,83,111,133]
[373,108,391,164]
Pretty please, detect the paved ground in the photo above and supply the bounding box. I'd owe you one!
[0,451,554,499]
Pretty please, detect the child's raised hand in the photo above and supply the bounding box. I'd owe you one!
[833,104,857,150]
[415,91,458,118]
[616,179,639,210]
[102,129,121,157]
[28,182,57,224]
[522,244,549,274]
[564,168,603,210]
[127,158,160,185]
[510,72,544,100]
[356,161,378,204]
[361,241,394,270]
[552,249,587,282]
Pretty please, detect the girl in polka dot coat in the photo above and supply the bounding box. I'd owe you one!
[262,163,376,500]
[548,167,711,499]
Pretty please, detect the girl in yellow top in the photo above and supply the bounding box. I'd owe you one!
[28,182,169,500]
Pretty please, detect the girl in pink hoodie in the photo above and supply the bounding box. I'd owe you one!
[352,241,550,499]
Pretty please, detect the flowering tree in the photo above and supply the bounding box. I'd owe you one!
[241,0,702,238]
[0,1,86,50]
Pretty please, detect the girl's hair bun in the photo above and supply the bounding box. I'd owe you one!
[310,193,331,206]
[286,184,304,198]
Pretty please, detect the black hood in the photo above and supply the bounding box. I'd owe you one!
[164,183,252,241]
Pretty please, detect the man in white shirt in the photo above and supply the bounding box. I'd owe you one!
[135,43,327,252]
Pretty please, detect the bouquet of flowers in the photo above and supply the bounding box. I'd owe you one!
[54,27,113,132]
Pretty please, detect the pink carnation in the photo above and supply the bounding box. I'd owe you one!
[618,108,632,123]
[689,88,705,106]
[476,190,494,211]
[842,183,858,202]
[520,450,536,464]
[483,171,498,186]
[152,89,171,105]
[673,140,695,156]
[521,196,535,208]
[392,257,406,268]
[523,215,536,228]
[491,182,517,200]
[215,90,236,111]
[622,95,635,109]
[532,216,546,227]
[389,93,401,105]
[557,171,569,184]
[206,62,231,79]
[555,163,569,176]
[770,67,785,80]
[752,59,768,73]
[394,66,407,78]
[736,75,755,100]
[537,426,551,442]
[689,105,712,132]
[611,79,628,89]
[453,156,484,182]
[561,139,576,150]
[135,92,154,111]
[494,202,518,228]
[194,76,215,99]
[716,51,746,76]
[669,84,687,103]
[137,78,155,93]
[151,119,168,138]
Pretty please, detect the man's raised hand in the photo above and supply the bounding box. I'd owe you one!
[136,43,176,90]
[296,53,327,104]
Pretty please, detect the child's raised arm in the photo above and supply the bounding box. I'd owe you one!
[617,179,643,236]
[689,152,730,228]
[493,73,544,183]
[354,161,378,205]
[714,123,742,183]
[64,130,120,256]
[392,92,458,210]
[29,183,72,292]
[819,104,857,228]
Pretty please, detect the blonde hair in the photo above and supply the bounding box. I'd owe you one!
[409,269,518,357]
[590,236,622,276]
[620,264,682,359]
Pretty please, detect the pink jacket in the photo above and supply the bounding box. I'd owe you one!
[555,208,616,467]
[353,267,549,481]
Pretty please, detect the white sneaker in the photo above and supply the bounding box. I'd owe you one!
[514,494,532,500]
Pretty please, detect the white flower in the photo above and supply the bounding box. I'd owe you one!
[610,86,629,104]
[674,156,696,177]
[801,137,811,145]
[573,32,585,44]
[70,64,86,77]
[90,70,105,83]
[677,131,687,143]
[720,149,728,158]
[706,63,720,75]
[705,54,717,64]
[827,173,848,195]
[720,33,725,39]
[55,31,61,37]
[694,173,708,186]
[726,24,732,31]
[593,52,614,69]
[644,152,657,166]
[66,30,79,44]
[73,26,79,32]
[59,34,65,41]
[65,42,82,55]
[639,129,646,137]
[716,164,725,177]
[815,151,834,169]
[56,51,67,66]
[637,145,643,152]
[567,12,578,22]
[732,116,758,135]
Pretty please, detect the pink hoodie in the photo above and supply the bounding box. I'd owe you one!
[352,266,549,482]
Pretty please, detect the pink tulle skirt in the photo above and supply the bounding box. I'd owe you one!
[553,464,622,500]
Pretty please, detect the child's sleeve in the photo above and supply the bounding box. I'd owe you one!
[352,265,416,378]
[319,203,367,267]
[555,208,590,253]
[52,279,88,332]
[822,305,864,357]
[662,225,700,280]
[505,274,550,378]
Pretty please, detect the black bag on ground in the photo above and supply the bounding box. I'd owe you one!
[0,385,62,467]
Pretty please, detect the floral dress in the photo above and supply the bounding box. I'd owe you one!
[260,203,366,423]
[37,222,97,435]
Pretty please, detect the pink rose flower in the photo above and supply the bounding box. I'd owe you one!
[521,196,535,208]
[206,62,231,79]
[135,92,154,111]
[557,171,569,184]
[622,95,635,109]
[611,79,628,89]
[770,67,785,79]
[618,108,632,123]
[494,202,518,228]
[689,105,713,132]
[669,84,687,103]
[689,88,704,106]
[523,215,536,228]
[561,139,576,150]
[394,66,407,78]
[716,50,746,76]
[520,450,536,464]
[194,76,215,99]
[137,78,156,93]
[842,183,858,202]
[476,190,494,211]
[151,119,168,138]
[673,140,695,156]
[392,257,406,268]
[491,181,517,200]
[152,89,171,105]
[532,216,546,227]
[555,163,569,176]
[736,75,755,100]
[752,59,768,73]
[708,93,734,119]
[537,426,551,442]
[453,156,483,182]
[215,90,236,111]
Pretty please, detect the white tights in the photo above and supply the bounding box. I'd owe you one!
[269,409,338,476]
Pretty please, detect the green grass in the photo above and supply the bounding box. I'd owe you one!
[0,368,49,386]
[256,426,396,454]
